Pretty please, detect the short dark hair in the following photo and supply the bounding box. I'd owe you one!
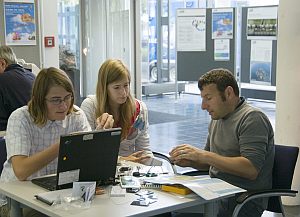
[198,68,239,96]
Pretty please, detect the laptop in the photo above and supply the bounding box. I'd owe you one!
[31,128,121,190]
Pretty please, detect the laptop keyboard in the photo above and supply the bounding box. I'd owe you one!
[31,175,57,191]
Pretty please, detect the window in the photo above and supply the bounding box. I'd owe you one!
[58,0,81,104]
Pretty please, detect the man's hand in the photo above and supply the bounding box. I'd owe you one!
[96,113,114,130]
[169,144,207,168]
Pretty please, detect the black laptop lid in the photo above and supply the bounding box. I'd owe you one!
[56,128,121,189]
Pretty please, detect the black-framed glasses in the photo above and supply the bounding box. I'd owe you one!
[45,94,73,105]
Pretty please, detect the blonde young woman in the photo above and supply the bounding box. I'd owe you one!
[81,59,153,163]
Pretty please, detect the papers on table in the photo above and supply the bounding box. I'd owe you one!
[34,182,96,205]
[143,174,245,200]
[72,182,96,202]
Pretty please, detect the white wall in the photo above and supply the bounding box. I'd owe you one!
[39,0,59,68]
[275,0,300,205]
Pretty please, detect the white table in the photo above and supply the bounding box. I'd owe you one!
[0,180,221,217]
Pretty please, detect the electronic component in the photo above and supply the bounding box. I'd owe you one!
[126,188,140,193]
[120,176,141,188]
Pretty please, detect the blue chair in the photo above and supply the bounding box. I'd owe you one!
[233,144,299,217]
[0,138,7,174]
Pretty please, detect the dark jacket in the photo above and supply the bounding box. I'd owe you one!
[0,64,35,130]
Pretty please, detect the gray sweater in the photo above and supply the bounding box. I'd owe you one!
[205,98,274,191]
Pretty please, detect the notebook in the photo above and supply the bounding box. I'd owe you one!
[31,128,121,190]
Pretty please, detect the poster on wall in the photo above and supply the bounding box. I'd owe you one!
[247,6,277,40]
[4,0,36,45]
[212,8,233,39]
[250,40,272,85]
[214,39,230,61]
[176,9,206,51]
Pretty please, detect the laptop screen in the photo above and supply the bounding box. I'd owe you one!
[56,128,122,189]
[31,128,121,190]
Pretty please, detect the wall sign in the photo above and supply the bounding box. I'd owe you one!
[4,0,36,45]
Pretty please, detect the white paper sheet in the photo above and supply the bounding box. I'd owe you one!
[143,174,245,200]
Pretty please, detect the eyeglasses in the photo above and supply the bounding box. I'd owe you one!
[45,94,73,105]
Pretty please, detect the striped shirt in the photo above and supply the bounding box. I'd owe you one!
[0,105,91,182]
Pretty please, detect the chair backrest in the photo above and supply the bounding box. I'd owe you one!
[17,58,40,76]
[267,144,299,213]
[0,138,7,174]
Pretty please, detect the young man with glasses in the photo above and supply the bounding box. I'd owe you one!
[0,67,91,217]
[0,45,35,131]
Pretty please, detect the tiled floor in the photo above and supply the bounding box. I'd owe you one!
[142,93,300,217]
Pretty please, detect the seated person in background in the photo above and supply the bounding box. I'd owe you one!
[0,45,35,131]
[0,67,91,216]
[81,59,153,163]
[169,68,274,217]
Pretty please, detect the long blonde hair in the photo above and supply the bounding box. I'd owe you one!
[28,67,76,126]
[96,59,135,139]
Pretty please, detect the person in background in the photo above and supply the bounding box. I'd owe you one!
[0,67,91,217]
[81,59,153,163]
[0,45,35,131]
[169,68,274,217]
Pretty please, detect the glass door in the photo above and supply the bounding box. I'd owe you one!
[81,0,134,97]
[140,0,198,85]
[58,0,81,104]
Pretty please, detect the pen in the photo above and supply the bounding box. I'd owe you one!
[34,195,54,206]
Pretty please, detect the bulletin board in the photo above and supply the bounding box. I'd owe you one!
[176,8,236,81]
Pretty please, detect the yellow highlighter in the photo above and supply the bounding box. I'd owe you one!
[161,184,192,195]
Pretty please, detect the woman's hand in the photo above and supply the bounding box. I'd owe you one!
[96,113,114,130]
[120,151,151,163]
